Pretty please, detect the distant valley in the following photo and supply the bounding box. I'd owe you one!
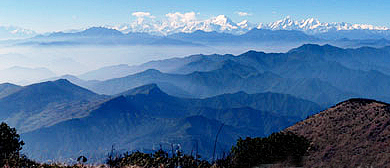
[1,19,390,165]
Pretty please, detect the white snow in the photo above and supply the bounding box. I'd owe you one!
[106,14,390,36]
[257,17,389,34]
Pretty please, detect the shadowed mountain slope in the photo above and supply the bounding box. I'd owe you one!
[0,79,107,132]
[21,84,320,162]
[195,91,321,118]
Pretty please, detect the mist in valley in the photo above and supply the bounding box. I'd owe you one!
[0,43,302,85]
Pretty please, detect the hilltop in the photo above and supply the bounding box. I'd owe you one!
[287,99,390,167]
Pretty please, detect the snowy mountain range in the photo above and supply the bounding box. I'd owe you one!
[258,16,389,34]
[0,26,36,40]
[107,14,390,38]
[110,13,254,35]
[1,15,390,40]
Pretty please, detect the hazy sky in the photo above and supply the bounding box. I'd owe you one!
[0,0,389,33]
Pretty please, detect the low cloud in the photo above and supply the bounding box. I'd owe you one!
[165,12,197,22]
[131,12,156,24]
[236,12,252,17]
[132,12,155,19]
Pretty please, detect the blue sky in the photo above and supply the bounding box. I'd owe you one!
[0,0,389,33]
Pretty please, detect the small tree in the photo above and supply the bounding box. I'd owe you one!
[0,122,25,166]
[230,131,310,167]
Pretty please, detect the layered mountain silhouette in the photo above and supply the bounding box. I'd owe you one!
[287,99,390,167]
[80,44,390,107]
[78,53,234,81]
[1,42,389,164]
[0,79,107,133]
[20,83,321,162]
[78,44,390,81]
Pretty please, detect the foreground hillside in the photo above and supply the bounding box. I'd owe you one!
[287,99,390,167]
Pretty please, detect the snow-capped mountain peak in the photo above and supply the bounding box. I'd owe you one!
[300,18,321,28]
[259,16,390,34]
[237,20,255,31]
[110,13,248,35]
[267,16,298,30]
[212,15,232,25]
[208,15,238,31]
[105,14,390,36]
[237,20,248,26]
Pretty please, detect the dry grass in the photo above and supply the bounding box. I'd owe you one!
[287,99,390,167]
